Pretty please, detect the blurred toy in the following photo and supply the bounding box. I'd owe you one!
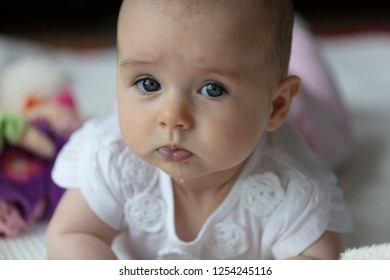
[0,110,55,158]
[0,56,83,238]
[288,16,354,171]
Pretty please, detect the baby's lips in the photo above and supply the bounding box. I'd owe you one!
[158,146,193,162]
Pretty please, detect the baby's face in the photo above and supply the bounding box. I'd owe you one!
[117,0,275,182]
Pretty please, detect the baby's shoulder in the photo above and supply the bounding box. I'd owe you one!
[92,139,157,190]
[254,151,336,203]
[239,134,338,218]
[53,112,158,190]
[60,112,125,164]
[83,115,157,188]
[261,122,337,187]
[237,163,335,226]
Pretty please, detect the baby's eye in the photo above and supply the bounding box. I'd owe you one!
[135,78,161,93]
[200,82,228,98]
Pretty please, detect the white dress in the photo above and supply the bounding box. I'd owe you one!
[52,112,353,259]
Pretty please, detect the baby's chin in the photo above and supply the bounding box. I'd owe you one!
[156,162,210,184]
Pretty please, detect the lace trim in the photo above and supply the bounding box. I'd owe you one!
[116,148,155,187]
[157,248,196,260]
[207,222,248,259]
[124,192,166,233]
[240,172,285,216]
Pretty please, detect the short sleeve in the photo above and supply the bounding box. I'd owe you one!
[262,174,353,260]
[52,113,126,230]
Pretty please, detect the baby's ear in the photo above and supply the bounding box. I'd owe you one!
[266,75,301,131]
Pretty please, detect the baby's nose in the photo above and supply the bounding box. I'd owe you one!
[156,97,193,130]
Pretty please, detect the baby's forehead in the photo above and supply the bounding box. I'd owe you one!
[118,1,271,55]
[118,0,277,71]
[119,0,271,46]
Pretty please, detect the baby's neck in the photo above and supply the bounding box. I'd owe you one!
[172,166,242,242]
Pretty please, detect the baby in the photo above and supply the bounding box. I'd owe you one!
[47,0,353,259]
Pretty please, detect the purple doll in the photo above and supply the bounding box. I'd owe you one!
[0,90,82,237]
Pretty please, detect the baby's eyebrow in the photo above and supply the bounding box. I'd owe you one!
[119,59,155,68]
[201,65,242,82]
[120,58,242,82]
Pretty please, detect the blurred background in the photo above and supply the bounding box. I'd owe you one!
[0,0,389,47]
[0,0,121,47]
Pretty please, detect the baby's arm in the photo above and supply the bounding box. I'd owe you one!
[47,189,118,259]
[287,231,341,260]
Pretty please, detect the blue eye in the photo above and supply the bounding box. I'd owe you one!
[135,78,161,93]
[200,82,228,98]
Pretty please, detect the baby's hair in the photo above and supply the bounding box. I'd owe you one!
[262,0,295,81]
[119,0,294,82]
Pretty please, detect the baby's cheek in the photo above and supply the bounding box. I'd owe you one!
[211,131,257,165]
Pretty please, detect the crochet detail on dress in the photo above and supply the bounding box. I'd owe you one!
[207,222,248,259]
[240,172,285,217]
[124,192,166,233]
[157,248,196,260]
[116,147,155,187]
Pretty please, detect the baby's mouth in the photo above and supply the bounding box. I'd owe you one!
[157,146,193,162]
